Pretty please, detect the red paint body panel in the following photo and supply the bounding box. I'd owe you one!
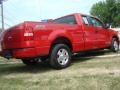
[0,13,118,59]
[12,47,49,58]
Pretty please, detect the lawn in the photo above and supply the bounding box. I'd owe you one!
[0,50,120,90]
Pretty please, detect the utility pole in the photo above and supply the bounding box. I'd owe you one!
[0,0,4,31]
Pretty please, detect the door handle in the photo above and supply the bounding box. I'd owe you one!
[95,30,98,33]
[76,31,81,33]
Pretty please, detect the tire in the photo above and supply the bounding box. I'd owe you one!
[50,44,72,69]
[22,59,38,66]
[110,38,119,52]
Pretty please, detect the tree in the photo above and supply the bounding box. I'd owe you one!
[90,0,120,27]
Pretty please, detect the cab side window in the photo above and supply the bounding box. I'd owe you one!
[90,17,104,28]
[82,16,89,26]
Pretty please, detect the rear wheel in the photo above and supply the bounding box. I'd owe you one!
[22,59,38,66]
[110,38,119,52]
[50,44,72,69]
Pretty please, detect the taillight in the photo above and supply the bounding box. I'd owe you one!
[24,26,34,41]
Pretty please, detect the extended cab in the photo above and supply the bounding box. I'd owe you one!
[0,13,119,69]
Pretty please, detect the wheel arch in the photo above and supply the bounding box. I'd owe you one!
[49,36,73,54]
[112,35,119,43]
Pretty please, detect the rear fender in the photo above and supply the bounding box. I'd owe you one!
[48,30,73,47]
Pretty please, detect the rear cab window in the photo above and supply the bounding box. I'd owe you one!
[53,15,77,25]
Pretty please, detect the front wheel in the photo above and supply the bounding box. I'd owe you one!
[110,38,119,52]
[50,44,72,69]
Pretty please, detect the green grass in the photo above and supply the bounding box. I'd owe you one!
[0,50,120,90]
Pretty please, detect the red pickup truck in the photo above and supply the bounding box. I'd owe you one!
[0,13,119,69]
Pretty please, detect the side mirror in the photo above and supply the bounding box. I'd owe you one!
[104,24,110,29]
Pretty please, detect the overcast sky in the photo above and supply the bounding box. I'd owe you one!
[0,0,103,29]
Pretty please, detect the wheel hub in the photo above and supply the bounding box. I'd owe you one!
[57,49,69,65]
[114,41,119,51]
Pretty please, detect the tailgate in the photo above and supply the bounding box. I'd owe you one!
[2,27,24,49]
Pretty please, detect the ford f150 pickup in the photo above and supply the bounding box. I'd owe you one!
[0,13,119,69]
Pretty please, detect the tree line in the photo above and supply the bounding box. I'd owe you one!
[90,0,120,27]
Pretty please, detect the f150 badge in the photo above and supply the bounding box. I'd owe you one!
[34,25,46,29]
